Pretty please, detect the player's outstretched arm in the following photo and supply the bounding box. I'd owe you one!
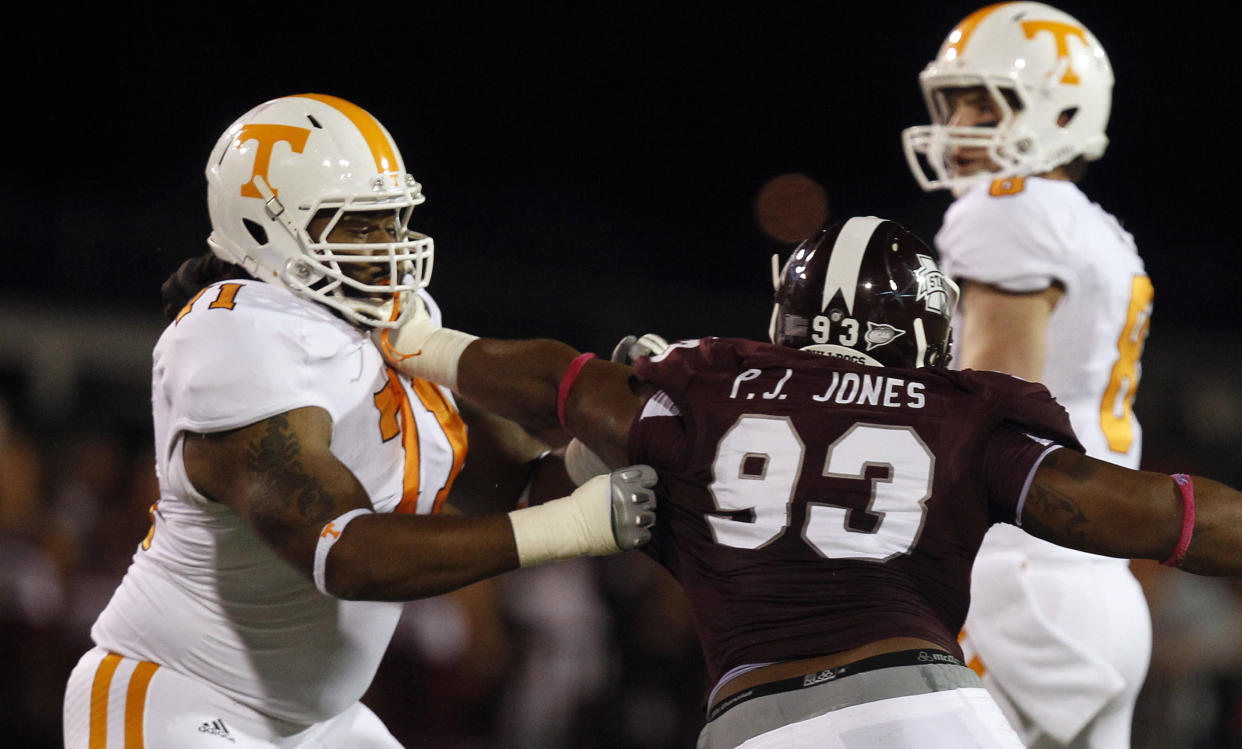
[181,406,656,600]
[378,321,648,467]
[1022,448,1242,575]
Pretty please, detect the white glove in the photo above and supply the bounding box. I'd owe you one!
[508,465,658,566]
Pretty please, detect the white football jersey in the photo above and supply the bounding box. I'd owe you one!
[937,176,1151,560]
[90,280,467,726]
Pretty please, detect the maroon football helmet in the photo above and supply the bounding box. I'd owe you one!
[770,216,958,368]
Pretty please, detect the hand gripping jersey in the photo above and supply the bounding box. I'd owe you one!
[90,280,466,726]
[628,338,1081,688]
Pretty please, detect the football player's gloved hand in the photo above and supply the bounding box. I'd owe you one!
[508,465,658,565]
[609,465,658,551]
[610,333,669,366]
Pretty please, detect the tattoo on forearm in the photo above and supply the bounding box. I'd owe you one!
[245,414,336,541]
[1023,482,1089,542]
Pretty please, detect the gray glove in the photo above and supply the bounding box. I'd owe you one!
[610,333,670,365]
[610,465,658,550]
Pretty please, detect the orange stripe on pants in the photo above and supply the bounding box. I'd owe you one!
[124,661,160,748]
[89,654,122,749]
[88,653,160,748]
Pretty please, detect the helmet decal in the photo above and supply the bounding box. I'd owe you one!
[913,254,956,317]
[821,216,886,314]
[864,322,906,351]
[1019,20,1090,85]
[232,124,312,199]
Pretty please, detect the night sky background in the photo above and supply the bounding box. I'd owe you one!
[5,2,1231,350]
[5,6,1242,747]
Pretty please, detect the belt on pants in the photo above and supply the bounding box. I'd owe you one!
[707,649,967,721]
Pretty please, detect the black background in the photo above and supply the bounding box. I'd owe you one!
[4,2,1229,350]
[5,6,1241,747]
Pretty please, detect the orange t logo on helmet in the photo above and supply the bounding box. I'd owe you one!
[1020,20,1089,84]
[232,123,312,199]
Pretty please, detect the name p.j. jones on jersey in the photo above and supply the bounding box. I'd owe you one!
[728,367,926,409]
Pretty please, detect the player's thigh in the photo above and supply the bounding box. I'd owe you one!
[65,647,288,748]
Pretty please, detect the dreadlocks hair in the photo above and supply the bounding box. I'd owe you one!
[160,252,253,321]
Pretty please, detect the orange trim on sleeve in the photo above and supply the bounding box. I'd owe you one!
[411,378,469,515]
[124,661,160,748]
[294,93,400,175]
[89,653,122,749]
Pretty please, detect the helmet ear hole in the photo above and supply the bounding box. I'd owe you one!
[243,219,268,246]
[1058,107,1079,127]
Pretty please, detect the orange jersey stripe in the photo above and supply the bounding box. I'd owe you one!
[381,370,468,515]
[124,661,160,748]
[382,368,423,515]
[89,653,122,749]
[944,2,1011,58]
[294,93,400,174]
[411,378,468,515]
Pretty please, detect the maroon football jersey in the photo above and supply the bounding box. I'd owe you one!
[629,337,1082,687]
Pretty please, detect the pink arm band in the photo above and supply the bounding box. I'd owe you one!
[1161,473,1195,568]
[557,353,597,431]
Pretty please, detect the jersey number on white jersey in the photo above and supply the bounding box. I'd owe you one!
[174,283,243,323]
[707,416,932,560]
[1100,275,1153,453]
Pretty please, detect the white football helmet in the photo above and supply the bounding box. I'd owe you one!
[901,2,1114,193]
[206,93,433,328]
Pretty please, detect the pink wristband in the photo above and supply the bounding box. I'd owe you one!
[557,353,597,431]
[1161,473,1195,568]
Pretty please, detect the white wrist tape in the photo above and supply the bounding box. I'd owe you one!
[565,438,610,486]
[313,508,374,595]
[378,317,478,391]
[507,474,617,566]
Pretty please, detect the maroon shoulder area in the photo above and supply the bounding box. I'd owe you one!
[949,369,1084,453]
